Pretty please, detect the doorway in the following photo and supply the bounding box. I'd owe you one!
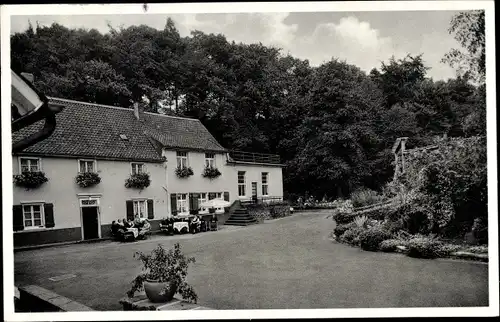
[251,182,258,202]
[79,197,101,240]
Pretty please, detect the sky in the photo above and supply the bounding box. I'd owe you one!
[10,11,463,80]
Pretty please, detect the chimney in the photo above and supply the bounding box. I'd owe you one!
[133,102,144,120]
[21,72,34,84]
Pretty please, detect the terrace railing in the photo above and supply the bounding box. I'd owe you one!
[240,196,284,206]
[229,150,281,164]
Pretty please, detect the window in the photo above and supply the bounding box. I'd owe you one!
[133,200,147,218]
[198,193,208,213]
[79,160,95,173]
[205,153,215,168]
[131,163,145,175]
[216,192,223,199]
[20,157,40,173]
[177,193,188,214]
[176,151,188,169]
[22,204,44,228]
[262,172,269,196]
[238,171,246,197]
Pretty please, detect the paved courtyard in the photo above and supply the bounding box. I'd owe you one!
[14,211,488,310]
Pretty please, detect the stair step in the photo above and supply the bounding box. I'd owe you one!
[225,219,256,224]
[224,221,257,226]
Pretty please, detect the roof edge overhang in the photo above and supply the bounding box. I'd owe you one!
[12,152,165,163]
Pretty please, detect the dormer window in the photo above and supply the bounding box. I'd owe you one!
[176,151,188,169]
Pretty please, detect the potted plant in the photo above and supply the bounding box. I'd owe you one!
[175,166,194,179]
[127,243,198,303]
[13,171,49,190]
[76,172,101,188]
[202,166,221,179]
[125,173,151,190]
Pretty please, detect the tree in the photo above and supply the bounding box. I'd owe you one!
[442,10,485,84]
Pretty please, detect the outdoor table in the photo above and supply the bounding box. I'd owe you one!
[173,222,189,233]
[127,228,139,238]
[120,294,210,311]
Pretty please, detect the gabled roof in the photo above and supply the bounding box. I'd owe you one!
[142,113,227,153]
[12,97,227,161]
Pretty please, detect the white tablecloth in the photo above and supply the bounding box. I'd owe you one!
[173,222,189,232]
[127,228,139,238]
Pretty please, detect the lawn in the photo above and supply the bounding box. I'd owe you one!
[14,211,488,310]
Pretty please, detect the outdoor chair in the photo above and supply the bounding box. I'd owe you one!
[209,220,218,231]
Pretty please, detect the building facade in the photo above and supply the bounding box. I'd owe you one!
[12,97,284,247]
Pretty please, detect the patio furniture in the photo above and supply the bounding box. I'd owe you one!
[110,228,135,242]
[173,222,189,234]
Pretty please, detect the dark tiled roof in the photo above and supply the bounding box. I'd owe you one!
[142,113,227,153]
[12,97,226,161]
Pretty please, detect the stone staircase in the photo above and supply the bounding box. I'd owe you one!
[224,206,257,226]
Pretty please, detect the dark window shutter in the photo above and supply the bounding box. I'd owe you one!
[13,205,24,231]
[147,199,154,219]
[44,203,55,228]
[170,193,177,215]
[126,200,134,221]
[191,193,199,210]
[224,192,230,201]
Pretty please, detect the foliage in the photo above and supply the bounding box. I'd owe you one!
[201,166,221,179]
[75,172,101,188]
[175,166,194,178]
[333,222,356,238]
[465,245,488,254]
[125,172,151,190]
[407,235,442,259]
[442,10,485,84]
[10,19,486,200]
[351,189,384,208]
[338,227,365,246]
[13,171,48,189]
[379,239,407,253]
[127,243,197,303]
[353,215,369,229]
[358,227,392,251]
[472,217,488,245]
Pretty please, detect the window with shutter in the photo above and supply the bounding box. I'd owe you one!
[170,193,177,215]
[147,199,154,219]
[21,203,45,229]
[13,205,24,231]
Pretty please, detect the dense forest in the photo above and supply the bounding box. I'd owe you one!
[11,11,486,201]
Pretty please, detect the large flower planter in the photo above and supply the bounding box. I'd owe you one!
[144,280,177,303]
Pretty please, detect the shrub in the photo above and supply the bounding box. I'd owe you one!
[175,166,194,178]
[354,215,368,228]
[472,217,488,244]
[465,245,488,254]
[338,227,365,246]
[13,171,48,190]
[379,239,406,252]
[436,243,463,257]
[334,222,356,237]
[351,189,384,208]
[359,227,392,251]
[125,173,151,190]
[407,235,442,259]
[202,166,221,179]
[333,212,355,225]
[76,172,101,188]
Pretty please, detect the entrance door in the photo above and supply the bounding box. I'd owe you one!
[251,182,258,202]
[82,207,99,240]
